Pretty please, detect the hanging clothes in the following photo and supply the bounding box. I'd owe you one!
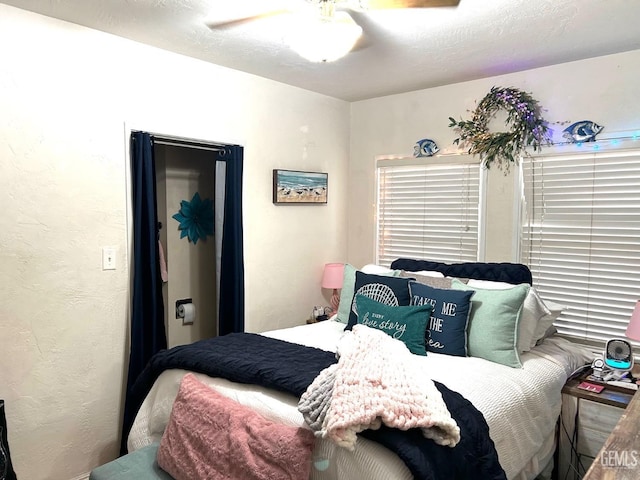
[158,240,168,283]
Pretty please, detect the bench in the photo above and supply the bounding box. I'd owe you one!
[89,443,174,480]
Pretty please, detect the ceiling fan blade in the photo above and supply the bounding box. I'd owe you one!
[205,10,289,29]
[351,32,373,52]
[347,9,381,53]
[366,0,460,8]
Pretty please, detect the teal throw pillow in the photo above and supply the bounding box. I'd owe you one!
[451,279,529,368]
[355,294,432,356]
[336,264,358,323]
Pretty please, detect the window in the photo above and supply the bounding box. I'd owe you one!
[520,141,640,344]
[376,156,483,267]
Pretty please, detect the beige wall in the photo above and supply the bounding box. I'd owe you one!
[349,49,640,267]
[0,4,349,479]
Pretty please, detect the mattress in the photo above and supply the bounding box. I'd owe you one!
[128,320,591,480]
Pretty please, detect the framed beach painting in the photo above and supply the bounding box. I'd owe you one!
[273,169,328,204]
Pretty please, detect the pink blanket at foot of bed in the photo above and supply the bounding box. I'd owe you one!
[157,373,315,480]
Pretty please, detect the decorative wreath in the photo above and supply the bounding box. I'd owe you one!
[448,86,552,170]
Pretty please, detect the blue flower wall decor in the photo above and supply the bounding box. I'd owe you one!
[172,192,214,244]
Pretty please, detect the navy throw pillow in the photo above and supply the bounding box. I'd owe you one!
[345,271,412,330]
[409,281,474,356]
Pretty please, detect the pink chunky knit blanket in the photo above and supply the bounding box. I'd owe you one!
[298,325,460,450]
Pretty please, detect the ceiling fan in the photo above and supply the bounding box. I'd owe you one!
[206,0,460,62]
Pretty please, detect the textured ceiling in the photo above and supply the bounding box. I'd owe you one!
[3,0,640,101]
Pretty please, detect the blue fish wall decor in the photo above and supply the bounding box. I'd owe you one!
[562,121,604,143]
[414,138,439,157]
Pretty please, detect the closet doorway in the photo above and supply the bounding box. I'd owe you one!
[122,131,244,454]
[155,143,217,348]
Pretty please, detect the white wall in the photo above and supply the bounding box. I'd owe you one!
[0,5,349,479]
[349,49,640,267]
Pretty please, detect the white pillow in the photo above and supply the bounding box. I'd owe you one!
[467,279,551,353]
[360,264,397,275]
[361,265,444,277]
[531,300,566,348]
[411,270,445,278]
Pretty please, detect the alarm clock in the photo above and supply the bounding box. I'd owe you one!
[591,357,605,379]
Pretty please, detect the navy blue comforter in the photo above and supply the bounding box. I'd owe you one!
[123,332,506,480]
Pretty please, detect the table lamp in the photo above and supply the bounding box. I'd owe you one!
[625,299,640,341]
[322,263,344,315]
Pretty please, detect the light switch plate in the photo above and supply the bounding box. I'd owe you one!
[102,247,116,270]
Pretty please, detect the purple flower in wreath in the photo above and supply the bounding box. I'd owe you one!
[172,192,214,244]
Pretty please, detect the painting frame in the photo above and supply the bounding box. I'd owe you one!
[272,169,328,205]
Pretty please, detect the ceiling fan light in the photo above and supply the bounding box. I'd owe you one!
[287,12,363,63]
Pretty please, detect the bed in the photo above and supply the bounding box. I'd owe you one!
[125,259,592,480]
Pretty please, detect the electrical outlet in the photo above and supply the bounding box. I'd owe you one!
[102,247,116,270]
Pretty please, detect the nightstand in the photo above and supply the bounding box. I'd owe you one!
[557,371,636,480]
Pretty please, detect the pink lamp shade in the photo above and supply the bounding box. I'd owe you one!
[625,300,640,341]
[322,263,344,289]
[322,263,344,314]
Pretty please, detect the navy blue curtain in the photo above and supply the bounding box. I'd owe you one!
[217,145,245,336]
[1,400,17,480]
[120,132,166,454]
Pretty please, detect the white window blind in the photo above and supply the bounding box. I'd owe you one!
[520,144,640,344]
[376,157,482,267]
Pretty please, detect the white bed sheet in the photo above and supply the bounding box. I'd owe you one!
[128,320,591,480]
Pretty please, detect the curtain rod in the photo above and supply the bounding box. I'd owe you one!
[152,138,226,153]
[133,130,230,152]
